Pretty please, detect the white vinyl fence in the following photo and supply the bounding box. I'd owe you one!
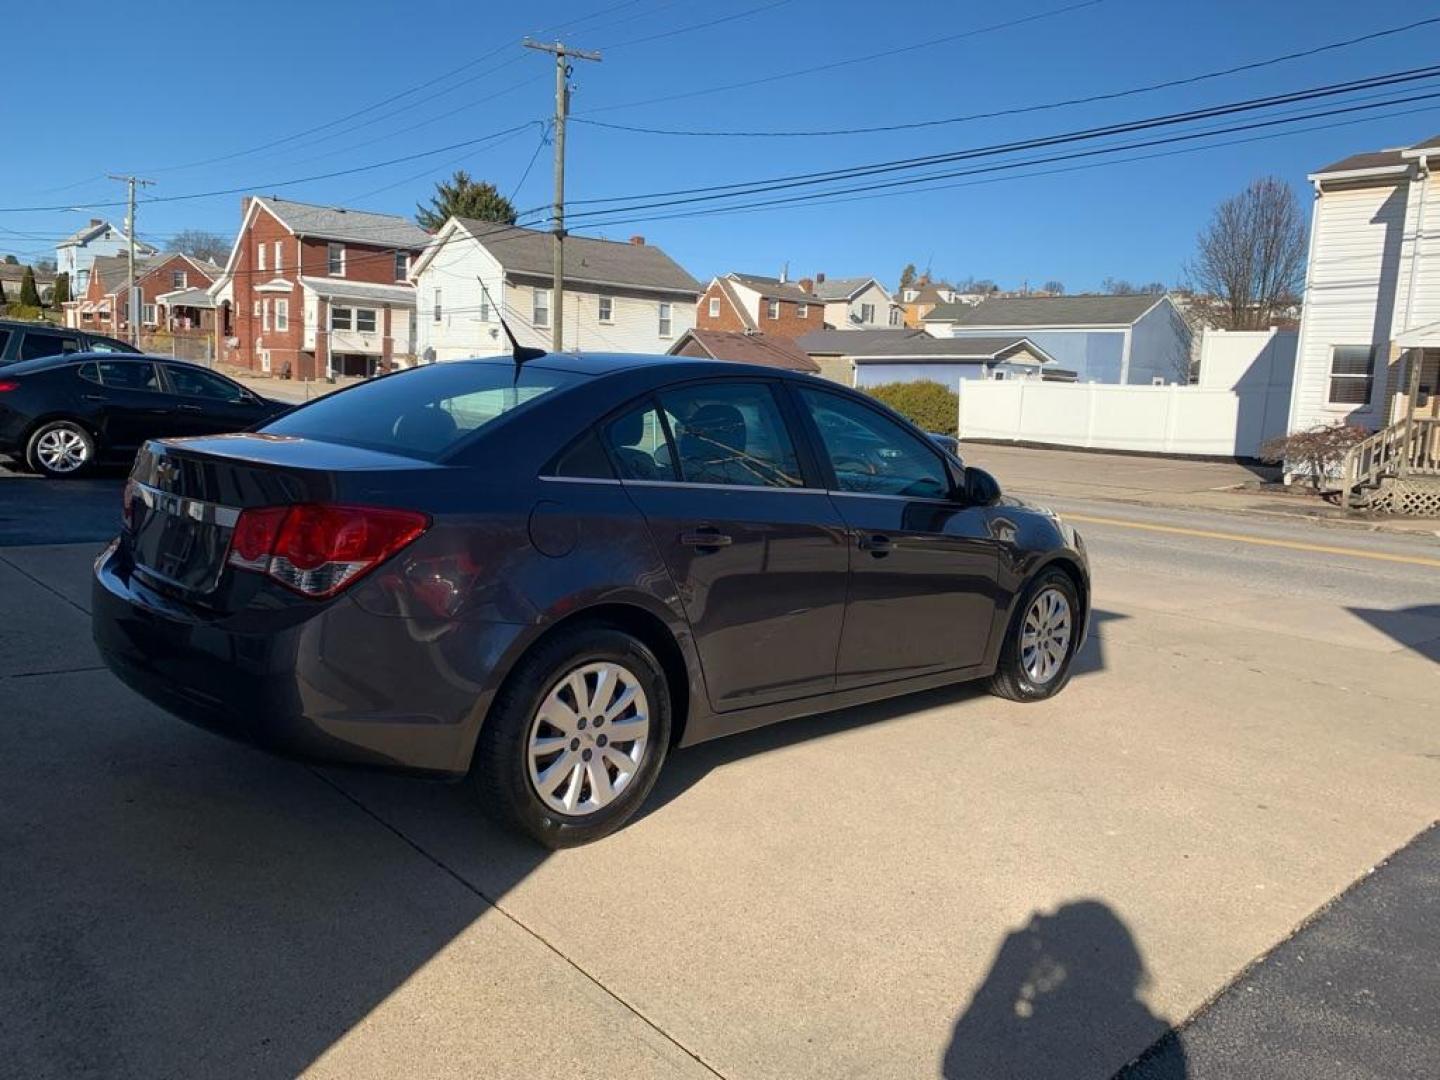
[956,380,1292,457]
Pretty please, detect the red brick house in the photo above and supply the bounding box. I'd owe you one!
[67,252,221,336]
[695,273,826,341]
[209,196,431,380]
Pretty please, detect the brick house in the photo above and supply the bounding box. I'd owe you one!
[695,273,826,340]
[67,252,221,336]
[209,196,431,380]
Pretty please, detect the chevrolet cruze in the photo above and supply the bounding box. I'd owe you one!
[93,354,1089,847]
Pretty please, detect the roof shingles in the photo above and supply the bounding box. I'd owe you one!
[459,219,700,294]
[924,293,1162,327]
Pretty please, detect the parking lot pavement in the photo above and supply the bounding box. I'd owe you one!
[2,473,1437,1078]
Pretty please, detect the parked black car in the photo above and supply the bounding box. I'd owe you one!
[92,354,1089,847]
[0,319,138,365]
[0,353,286,476]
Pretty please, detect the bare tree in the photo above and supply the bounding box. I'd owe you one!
[1188,177,1307,330]
[1042,280,1065,295]
[170,229,232,264]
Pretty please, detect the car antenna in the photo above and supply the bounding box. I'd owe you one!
[478,277,545,382]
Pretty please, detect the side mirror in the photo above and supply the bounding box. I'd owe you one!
[962,466,1002,506]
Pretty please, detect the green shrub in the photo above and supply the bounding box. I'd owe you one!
[864,379,959,436]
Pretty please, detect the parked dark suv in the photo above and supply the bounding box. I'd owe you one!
[0,319,138,365]
[93,354,1089,847]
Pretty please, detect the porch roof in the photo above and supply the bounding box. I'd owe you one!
[298,276,415,306]
[1395,321,1440,348]
[157,287,215,308]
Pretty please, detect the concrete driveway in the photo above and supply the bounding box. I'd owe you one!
[1,469,1436,1079]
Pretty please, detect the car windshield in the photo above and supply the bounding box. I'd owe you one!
[261,361,584,460]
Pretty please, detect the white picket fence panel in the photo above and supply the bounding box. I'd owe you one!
[956,380,1292,457]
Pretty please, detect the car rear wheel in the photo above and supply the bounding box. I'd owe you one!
[987,568,1080,702]
[26,420,95,478]
[471,624,671,848]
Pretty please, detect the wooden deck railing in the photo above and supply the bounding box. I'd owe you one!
[1338,416,1440,507]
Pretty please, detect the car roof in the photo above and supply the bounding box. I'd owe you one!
[452,351,819,382]
[0,351,176,375]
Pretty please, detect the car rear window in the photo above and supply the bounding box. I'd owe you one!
[262,362,584,460]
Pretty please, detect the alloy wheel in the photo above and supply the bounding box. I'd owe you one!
[35,427,89,474]
[526,661,650,817]
[1021,587,1072,684]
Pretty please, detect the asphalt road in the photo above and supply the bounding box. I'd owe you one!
[1,462,1436,1078]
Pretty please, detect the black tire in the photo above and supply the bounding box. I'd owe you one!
[470,624,672,849]
[25,420,96,478]
[986,568,1081,703]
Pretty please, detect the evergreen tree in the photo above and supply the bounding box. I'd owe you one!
[416,171,517,231]
[19,266,41,307]
[53,272,71,306]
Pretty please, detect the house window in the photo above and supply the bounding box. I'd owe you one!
[478,287,490,322]
[273,241,283,273]
[1327,346,1374,406]
[433,288,442,323]
[598,295,614,323]
[327,242,345,276]
[992,370,1007,381]
[708,297,720,318]
[395,252,409,281]
[859,302,876,324]
[658,302,672,337]
[1151,376,1166,386]
[889,308,902,326]
[533,288,551,328]
[797,302,808,319]
[275,298,289,332]
[262,299,271,332]
[331,306,353,331]
[143,304,156,325]
[356,308,377,333]
[171,270,186,289]
[767,299,780,320]
[252,300,261,318]
[257,244,266,272]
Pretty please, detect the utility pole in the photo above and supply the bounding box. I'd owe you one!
[523,39,600,353]
[108,173,155,345]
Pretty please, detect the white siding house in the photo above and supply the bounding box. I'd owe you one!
[1289,136,1440,435]
[55,219,156,297]
[811,275,900,329]
[411,219,700,359]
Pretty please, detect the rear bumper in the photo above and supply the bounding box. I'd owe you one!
[92,543,524,777]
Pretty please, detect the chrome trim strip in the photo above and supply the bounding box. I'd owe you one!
[537,475,625,486]
[619,479,827,494]
[133,481,241,528]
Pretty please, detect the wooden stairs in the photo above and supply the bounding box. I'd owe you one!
[1333,417,1440,515]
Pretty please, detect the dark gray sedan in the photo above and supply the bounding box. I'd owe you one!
[93,354,1089,847]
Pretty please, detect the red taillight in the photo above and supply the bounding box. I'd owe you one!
[226,503,429,598]
[0,380,19,392]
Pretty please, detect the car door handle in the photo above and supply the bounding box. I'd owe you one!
[679,528,732,550]
[81,393,106,401]
[858,534,895,557]
[176,404,203,412]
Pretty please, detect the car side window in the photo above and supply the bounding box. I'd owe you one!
[549,428,616,480]
[78,362,102,385]
[18,332,82,362]
[603,402,677,482]
[0,329,11,356]
[96,361,160,392]
[798,387,951,499]
[166,364,243,401]
[656,381,804,488]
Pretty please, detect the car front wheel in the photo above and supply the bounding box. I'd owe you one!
[471,624,671,848]
[987,568,1081,702]
[26,420,96,478]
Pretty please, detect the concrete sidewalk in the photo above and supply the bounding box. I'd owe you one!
[960,441,1440,536]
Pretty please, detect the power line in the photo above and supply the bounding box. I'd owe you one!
[557,90,1440,231]
[572,11,1440,137]
[593,0,795,50]
[575,0,1106,115]
[0,122,543,214]
[547,65,1440,221]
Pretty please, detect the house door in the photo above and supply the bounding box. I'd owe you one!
[1417,350,1440,418]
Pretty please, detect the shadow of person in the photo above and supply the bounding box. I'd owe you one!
[943,900,1187,1080]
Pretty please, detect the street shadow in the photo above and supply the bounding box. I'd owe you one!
[942,900,1187,1080]
[1070,608,1126,678]
[1347,604,1440,664]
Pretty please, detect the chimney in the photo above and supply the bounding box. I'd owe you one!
[89,218,103,227]
[798,277,814,295]
[815,272,826,284]
[628,235,645,246]
[779,261,789,284]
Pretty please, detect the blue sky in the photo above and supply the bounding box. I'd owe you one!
[3,0,1438,292]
